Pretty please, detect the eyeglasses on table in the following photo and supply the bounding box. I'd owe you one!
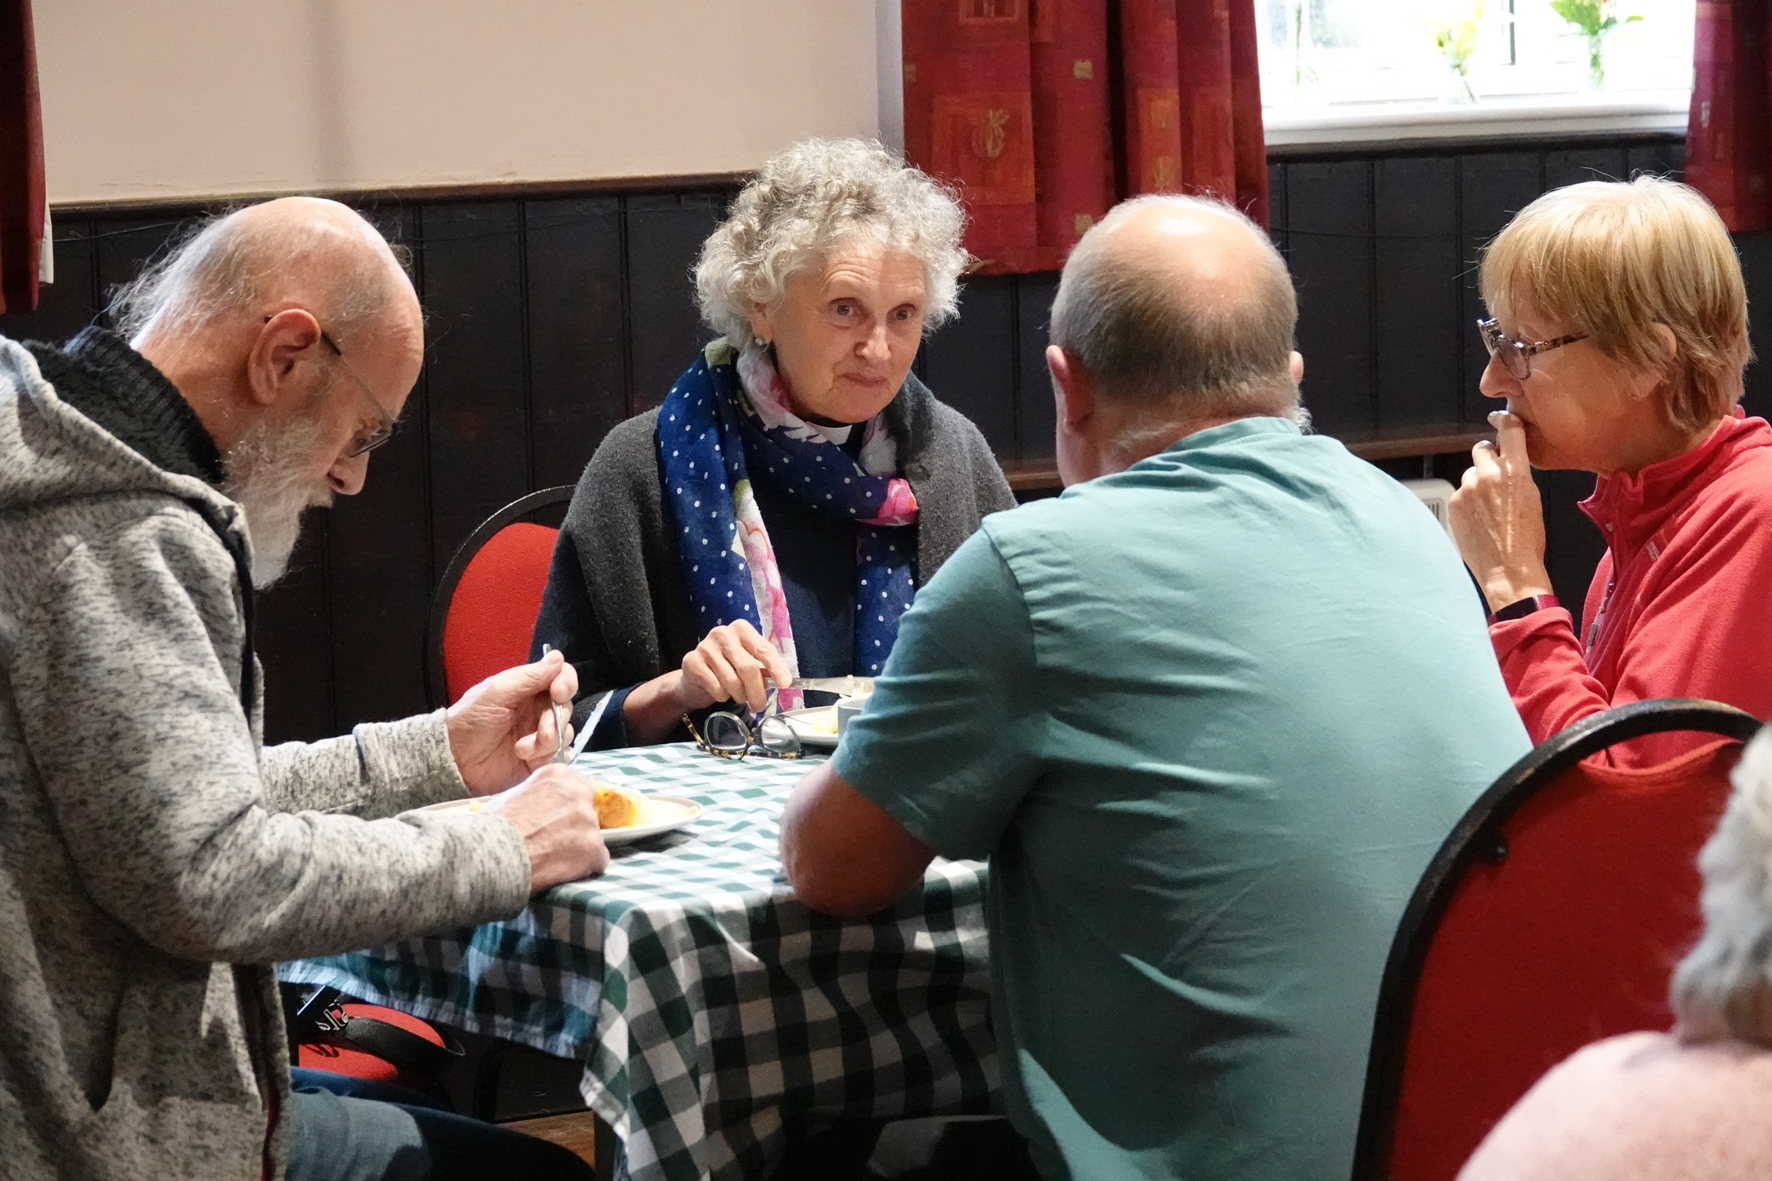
[683,689,804,760]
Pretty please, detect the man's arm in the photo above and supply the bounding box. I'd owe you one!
[263,652,580,819]
[260,715,465,817]
[781,760,935,917]
[16,511,600,964]
[777,526,1044,915]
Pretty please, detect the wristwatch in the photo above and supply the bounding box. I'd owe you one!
[1487,593,1560,625]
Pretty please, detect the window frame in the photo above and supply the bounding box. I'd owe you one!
[1256,0,1694,150]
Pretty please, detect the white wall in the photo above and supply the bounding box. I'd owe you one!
[37,1,885,204]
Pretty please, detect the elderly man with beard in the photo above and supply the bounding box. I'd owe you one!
[0,198,606,1181]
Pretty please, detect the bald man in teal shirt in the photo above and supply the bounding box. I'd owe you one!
[781,196,1529,1180]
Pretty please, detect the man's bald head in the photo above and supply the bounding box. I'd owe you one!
[114,197,424,587]
[1050,195,1300,421]
[113,196,418,350]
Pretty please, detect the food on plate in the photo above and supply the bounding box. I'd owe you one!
[804,708,839,736]
[594,781,646,829]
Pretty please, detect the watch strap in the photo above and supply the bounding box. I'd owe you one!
[1487,593,1560,625]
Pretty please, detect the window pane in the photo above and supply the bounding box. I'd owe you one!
[1259,0,1694,114]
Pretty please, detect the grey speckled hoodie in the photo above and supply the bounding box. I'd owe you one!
[0,332,532,1179]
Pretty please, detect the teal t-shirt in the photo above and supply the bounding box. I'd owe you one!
[834,417,1530,1181]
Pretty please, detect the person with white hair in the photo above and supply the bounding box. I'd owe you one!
[1458,724,1772,1179]
[778,194,1530,1180]
[0,196,608,1180]
[532,138,1014,749]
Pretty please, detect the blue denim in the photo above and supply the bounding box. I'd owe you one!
[286,1069,595,1181]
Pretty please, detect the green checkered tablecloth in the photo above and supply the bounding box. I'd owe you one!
[280,743,998,1181]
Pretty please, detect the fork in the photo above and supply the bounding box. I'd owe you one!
[541,644,572,765]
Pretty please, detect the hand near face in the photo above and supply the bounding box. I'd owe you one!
[1448,411,1556,612]
[446,649,579,794]
[678,619,795,715]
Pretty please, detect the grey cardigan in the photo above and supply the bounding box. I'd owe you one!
[533,370,1017,721]
[0,335,532,1180]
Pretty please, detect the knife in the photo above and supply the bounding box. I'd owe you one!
[569,690,614,761]
[788,676,875,696]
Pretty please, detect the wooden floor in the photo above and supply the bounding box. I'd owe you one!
[504,1111,599,1167]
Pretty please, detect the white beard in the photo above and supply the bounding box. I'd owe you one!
[221,415,333,588]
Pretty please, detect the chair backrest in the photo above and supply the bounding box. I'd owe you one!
[426,486,575,707]
[1352,698,1764,1181]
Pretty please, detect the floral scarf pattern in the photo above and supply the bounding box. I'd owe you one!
[656,340,919,708]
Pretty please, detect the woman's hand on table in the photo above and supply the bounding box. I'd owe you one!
[621,620,794,744]
[1449,411,1556,613]
[446,650,579,794]
[678,619,794,713]
[484,763,610,890]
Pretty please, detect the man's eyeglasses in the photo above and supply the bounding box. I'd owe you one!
[1477,318,1588,381]
[318,330,399,457]
[683,691,803,760]
[262,313,399,457]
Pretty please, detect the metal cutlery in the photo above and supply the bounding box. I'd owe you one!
[787,675,875,697]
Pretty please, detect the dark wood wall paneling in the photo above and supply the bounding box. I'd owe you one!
[8,133,1749,743]
[1,189,738,742]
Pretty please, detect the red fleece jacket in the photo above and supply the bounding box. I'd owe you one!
[1491,411,1772,767]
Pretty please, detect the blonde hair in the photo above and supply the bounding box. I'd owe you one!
[1479,176,1751,433]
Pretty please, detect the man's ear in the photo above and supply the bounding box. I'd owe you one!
[1047,345,1095,429]
[1289,350,1305,384]
[247,309,326,409]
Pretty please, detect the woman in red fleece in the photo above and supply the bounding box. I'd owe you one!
[1449,176,1772,767]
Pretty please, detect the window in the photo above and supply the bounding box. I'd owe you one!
[1259,0,1695,146]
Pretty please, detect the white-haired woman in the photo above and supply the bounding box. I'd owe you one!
[1448,177,1772,768]
[534,139,1015,747]
[1457,724,1772,1179]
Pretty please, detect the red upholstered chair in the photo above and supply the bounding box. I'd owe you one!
[290,991,462,1101]
[298,486,576,1109]
[1350,697,1764,1181]
[426,486,575,707]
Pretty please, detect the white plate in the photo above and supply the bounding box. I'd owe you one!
[418,793,703,846]
[781,706,840,749]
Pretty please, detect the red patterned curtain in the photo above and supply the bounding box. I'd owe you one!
[0,0,45,314]
[903,0,1267,274]
[1687,0,1772,232]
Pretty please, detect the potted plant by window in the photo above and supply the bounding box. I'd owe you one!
[1550,0,1641,90]
[1427,1,1486,104]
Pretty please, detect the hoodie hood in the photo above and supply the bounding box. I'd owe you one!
[0,331,245,543]
[1,328,262,722]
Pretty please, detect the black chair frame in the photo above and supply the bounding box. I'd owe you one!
[424,485,576,709]
[1349,697,1763,1181]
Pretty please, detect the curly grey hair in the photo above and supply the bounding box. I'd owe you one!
[1672,724,1772,1046]
[694,138,969,347]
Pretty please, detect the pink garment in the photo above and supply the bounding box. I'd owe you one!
[1459,1032,1772,1181]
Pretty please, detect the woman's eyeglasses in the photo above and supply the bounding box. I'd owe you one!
[1477,318,1588,381]
[683,690,803,760]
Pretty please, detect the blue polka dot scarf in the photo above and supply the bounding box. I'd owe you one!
[656,340,919,705]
